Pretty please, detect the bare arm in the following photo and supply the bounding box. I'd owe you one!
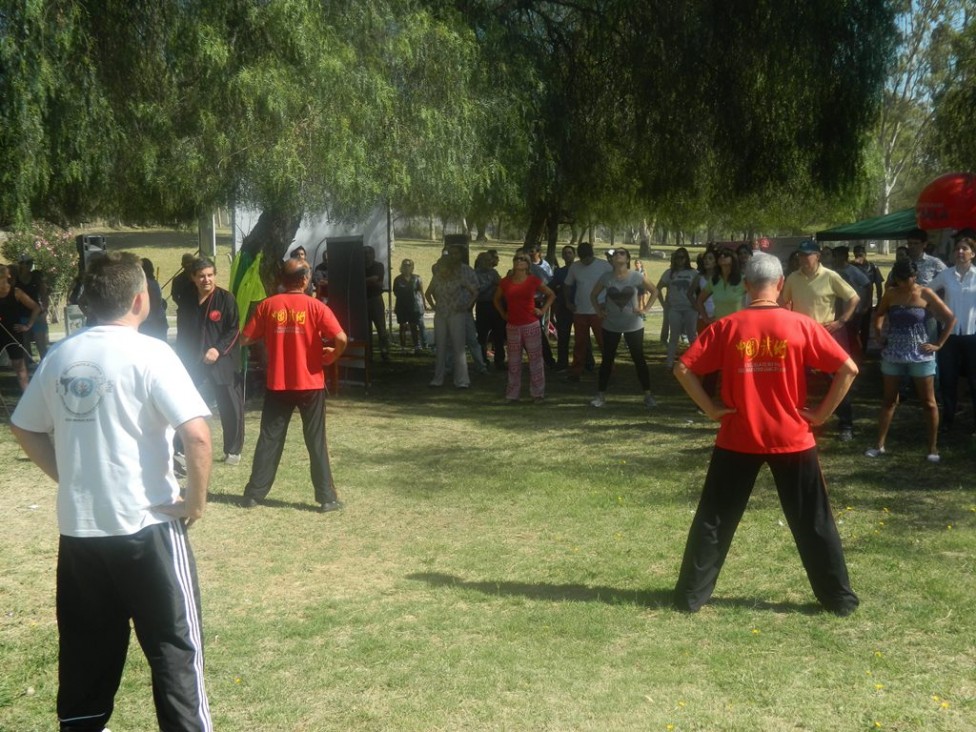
[921,287,956,351]
[10,425,58,481]
[322,330,348,365]
[695,286,712,321]
[424,279,437,310]
[590,280,606,317]
[493,286,507,321]
[834,294,860,327]
[156,417,212,526]
[13,289,41,332]
[872,290,891,337]
[641,272,658,310]
[800,358,858,426]
[538,284,556,315]
[673,361,736,422]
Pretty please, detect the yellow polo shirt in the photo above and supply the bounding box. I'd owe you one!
[782,265,857,324]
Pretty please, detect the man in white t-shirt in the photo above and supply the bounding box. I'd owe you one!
[11,252,214,732]
[564,241,612,381]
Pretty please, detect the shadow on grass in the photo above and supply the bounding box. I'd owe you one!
[206,489,323,513]
[407,572,824,615]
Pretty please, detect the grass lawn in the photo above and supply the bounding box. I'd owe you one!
[1,232,973,731]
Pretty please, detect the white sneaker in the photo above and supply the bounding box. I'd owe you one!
[926,453,941,463]
[864,447,885,458]
[590,394,606,407]
[224,453,241,465]
[643,394,657,408]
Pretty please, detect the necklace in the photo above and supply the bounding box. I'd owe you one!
[750,298,779,307]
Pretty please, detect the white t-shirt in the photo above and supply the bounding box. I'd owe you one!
[565,258,613,314]
[12,326,210,538]
[659,268,702,312]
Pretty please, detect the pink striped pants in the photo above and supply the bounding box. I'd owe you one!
[506,321,545,400]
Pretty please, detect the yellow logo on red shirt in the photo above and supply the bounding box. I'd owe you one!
[270,308,308,326]
[736,336,788,360]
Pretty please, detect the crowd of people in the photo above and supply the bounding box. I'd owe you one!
[398,229,976,465]
[7,229,976,729]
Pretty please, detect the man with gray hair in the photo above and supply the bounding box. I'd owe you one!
[672,253,860,617]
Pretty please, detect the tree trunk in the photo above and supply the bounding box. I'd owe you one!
[524,209,546,248]
[545,209,560,264]
[428,215,435,241]
[639,218,651,258]
[240,207,303,294]
[476,221,488,241]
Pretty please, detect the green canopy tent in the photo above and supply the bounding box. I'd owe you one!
[816,207,918,241]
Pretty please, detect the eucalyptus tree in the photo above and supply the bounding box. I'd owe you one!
[932,3,976,172]
[874,0,973,217]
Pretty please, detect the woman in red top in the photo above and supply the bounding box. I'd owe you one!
[493,253,555,402]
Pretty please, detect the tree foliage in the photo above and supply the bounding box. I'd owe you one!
[932,3,976,173]
[2,1,897,245]
[872,0,973,216]
[453,0,895,243]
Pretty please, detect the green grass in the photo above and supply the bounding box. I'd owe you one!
[1,232,972,731]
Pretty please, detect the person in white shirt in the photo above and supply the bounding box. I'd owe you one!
[564,241,612,381]
[11,251,214,732]
[930,229,976,433]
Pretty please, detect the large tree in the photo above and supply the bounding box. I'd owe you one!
[454,0,896,246]
[873,0,972,218]
[3,0,896,252]
[1,0,490,275]
[932,3,976,173]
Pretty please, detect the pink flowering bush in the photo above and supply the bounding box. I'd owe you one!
[1,221,79,309]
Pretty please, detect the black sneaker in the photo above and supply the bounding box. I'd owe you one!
[240,497,259,509]
[319,500,344,513]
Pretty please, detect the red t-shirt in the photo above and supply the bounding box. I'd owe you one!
[680,306,849,454]
[243,292,344,391]
[499,275,542,326]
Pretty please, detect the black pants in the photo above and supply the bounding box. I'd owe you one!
[475,300,506,367]
[57,522,212,731]
[367,295,388,356]
[598,328,650,392]
[207,373,244,455]
[539,316,555,366]
[554,306,573,368]
[243,388,337,504]
[674,446,858,614]
[937,333,976,429]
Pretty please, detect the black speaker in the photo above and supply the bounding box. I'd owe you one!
[75,235,107,270]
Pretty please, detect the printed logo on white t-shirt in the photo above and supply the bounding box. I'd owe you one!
[57,362,114,418]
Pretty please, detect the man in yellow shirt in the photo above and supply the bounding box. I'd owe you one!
[781,239,860,440]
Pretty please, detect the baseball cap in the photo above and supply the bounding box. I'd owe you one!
[797,239,821,254]
[17,253,34,263]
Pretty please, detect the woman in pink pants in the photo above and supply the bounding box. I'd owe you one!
[494,253,556,403]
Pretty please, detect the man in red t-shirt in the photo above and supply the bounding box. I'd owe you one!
[240,258,348,511]
[672,253,860,617]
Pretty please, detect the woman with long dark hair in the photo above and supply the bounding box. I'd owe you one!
[866,259,954,462]
[656,247,701,368]
[589,248,658,407]
[494,253,555,403]
[695,248,746,326]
